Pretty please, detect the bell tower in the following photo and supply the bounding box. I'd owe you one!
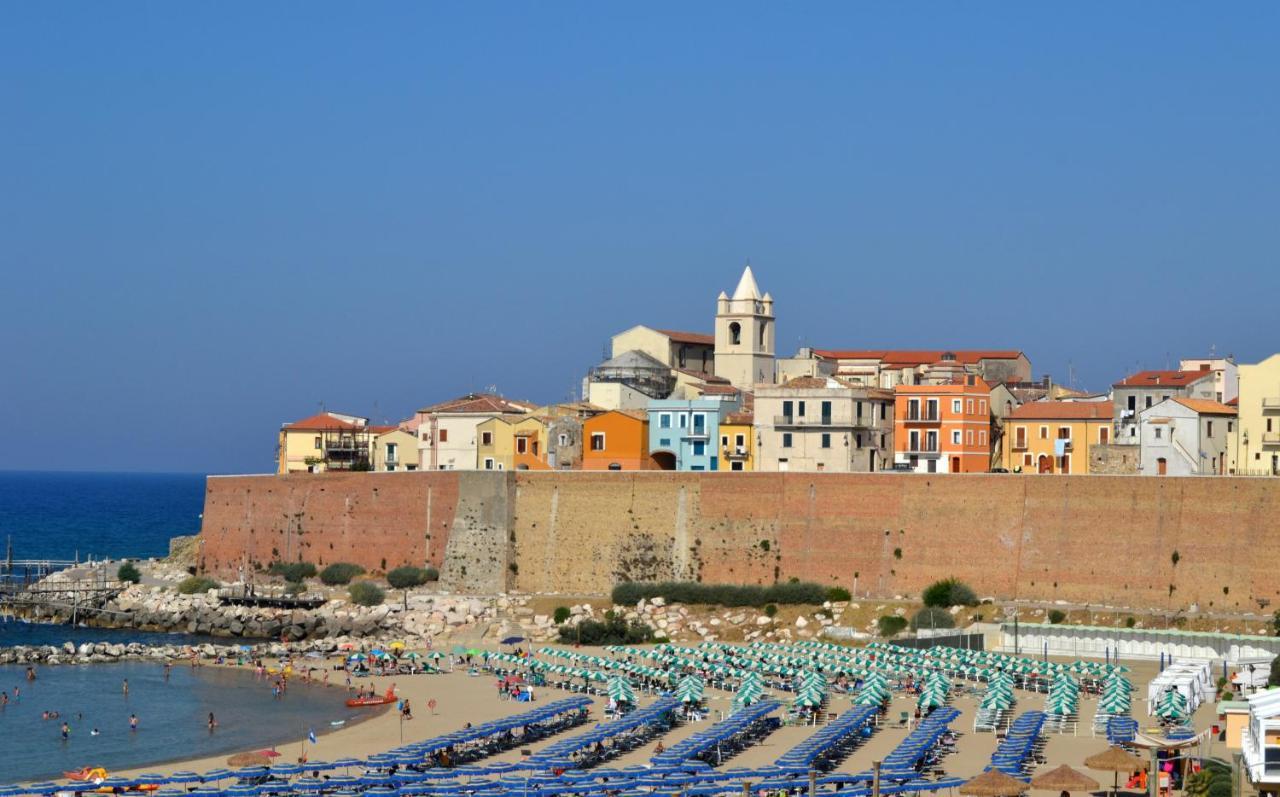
[714,265,775,389]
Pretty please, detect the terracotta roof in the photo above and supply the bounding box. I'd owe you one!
[1112,370,1211,388]
[1173,398,1237,416]
[1227,396,1239,406]
[369,425,399,434]
[675,368,730,384]
[1008,401,1113,421]
[656,329,715,346]
[417,392,538,415]
[284,412,365,431]
[596,409,648,422]
[812,349,1024,366]
[724,411,754,425]
[699,384,741,396]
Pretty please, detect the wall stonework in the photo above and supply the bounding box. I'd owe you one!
[1091,444,1140,475]
[200,472,1280,612]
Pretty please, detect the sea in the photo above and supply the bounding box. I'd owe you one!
[0,472,367,782]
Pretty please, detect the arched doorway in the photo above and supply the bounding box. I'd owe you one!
[1038,455,1052,474]
[651,451,677,471]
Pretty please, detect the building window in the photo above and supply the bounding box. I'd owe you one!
[966,430,974,445]
[1145,396,1153,409]
[979,430,986,445]
[1015,426,1026,449]
[782,400,793,419]
[421,432,429,441]
[1058,427,1070,440]
[735,434,745,447]
[590,433,605,451]
[821,400,832,421]
[438,429,448,443]
[908,399,919,419]
[979,399,987,414]
[926,399,938,419]
[516,438,527,454]
[782,433,792,448]
[314,436,322,450]
[558,433,569,446]
[1100,427,1109,444]
[1024,454,1032,466]
[678,346,687,367]
[660,413,671,429]
[951,430,961,445]
[483,458,495,470]
[693,441,705,456]
[821,433,831,448]
[386,442,397,461]
[1039,426,1048,440]
[679,413,688,428]
[798,401,807,417]
[1207,421,1213,437]
[729,322,741,345]
[880,403,887,420]
[966,399,974,414]
[481,431,492,445]
[909,431,920,450]
[731,461,744,471]
[952,399,962,413]
[855,433,862,448]
[1154,427,1162,439]
[1228,421,1233,434]
[721,435,729,447]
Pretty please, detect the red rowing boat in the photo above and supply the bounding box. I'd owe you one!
[346,686,397,708]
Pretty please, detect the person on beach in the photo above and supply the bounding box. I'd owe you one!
[130,713,138,731]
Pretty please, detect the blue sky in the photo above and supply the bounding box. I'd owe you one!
[3,3,1277,474]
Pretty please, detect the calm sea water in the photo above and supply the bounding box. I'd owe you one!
[0,661,368,783]
[0,471,206,564]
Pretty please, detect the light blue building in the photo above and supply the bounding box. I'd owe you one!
[647,397,741,471]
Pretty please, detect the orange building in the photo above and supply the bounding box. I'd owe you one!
[893,374,992,473]
[581,410,653,470]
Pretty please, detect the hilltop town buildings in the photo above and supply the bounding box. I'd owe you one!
[274,265,1277,479]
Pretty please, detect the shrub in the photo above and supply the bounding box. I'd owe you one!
[763,603,778,618]
[877,615,909,637]
[424,566,439,582]
[553,606,572,625]
[284,581,305,596]
[921,578,978,608]
[177,576,220,595]
[1270,657,1280,688]
[557,616,654,645]
[827,587,852,602]
[386,566,431,590]
[348,581,385,606]
[610,581,828,608]
[117,562,141,584]
[1186,761,1232,797]
[1047,609,1066,624]
[911,607,956,631]
[320,563,366,586]
[269,561,317,582]
[1125,616,1137,628]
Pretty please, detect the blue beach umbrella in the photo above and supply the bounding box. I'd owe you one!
[169,772,203,784]
[223,786,259,797]
[332,758,363,768]
[232,767,267,778]
[202,769,234,781]
[135,774,170,784]
[292,778,327,792]
[26,785,62,796]
[0,788,23,797]
[187,789,224,797]
[268,763,304,776]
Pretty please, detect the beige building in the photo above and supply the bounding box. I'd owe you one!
[755,377,895,472]
[277,411,393,474]
[371,428,420,472]
[1230,353,1280,476]
[609,326,716,374]
[713,266,775,389]
[412,393,538,470]
[778,348,1030,390]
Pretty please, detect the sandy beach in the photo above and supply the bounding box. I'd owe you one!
[105,648,1221,791]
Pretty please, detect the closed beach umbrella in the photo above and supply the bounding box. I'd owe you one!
[1030,765,1100,794]
[228,752,273,768]
[961,770,1029,797]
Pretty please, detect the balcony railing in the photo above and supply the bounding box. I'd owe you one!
[906,442,940,455]
[905,410,941,422]
[772,415,853,428]
[1263,397,1280,410]
[1263,433,1280,446]
[723,446,750,459]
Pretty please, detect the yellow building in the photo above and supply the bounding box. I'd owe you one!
[1003,401,1113,474]
[475,415,551,471]
[718,410,755,471]
[1230,353,1280,475]
[371,428,420,472]
[277,411,390,474]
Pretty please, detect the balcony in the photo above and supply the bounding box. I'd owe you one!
[906,441,940,456]
[685,426,709,439]
[723,446,750,460]
[773,415,837,428]
[1263,397,1280,411]
[904,410,941,423]
[1263,433,1280,446]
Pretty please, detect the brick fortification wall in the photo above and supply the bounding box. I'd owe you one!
[201,472,1280,612]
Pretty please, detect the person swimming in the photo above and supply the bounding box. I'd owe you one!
[90,728,100,736]
[129,713,138,731]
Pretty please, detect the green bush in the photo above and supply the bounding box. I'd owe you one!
[269,561,317,582]
[1125,616,1137,628]
[763,603,778,618]
[386,566,431,589]
[910,607,956,631]
[877,615,909,637]
[557,616,654,645]
[921,578,978,608]
[1269,657,1280,688]
[424,566,439,582]
[827,587,852,602]
[610,581,828,608]
[284,581,305,596]
[553,606,572,625]
[177,576,220,595]
[348,581,385,606]
[1048,609,1066,624]
[320,562,366,585]
[117,562,141,584]
[1186,761,1232,797]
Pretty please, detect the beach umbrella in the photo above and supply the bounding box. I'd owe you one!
[502,636,525,645]
[389,640,406,649]
[135,774,171,784]
[224,786,259,797]
[608,675,636,704]
[168,773,203,784]
[25,784,62,795]
[466,648,485,656]
[268,763,304,776]
[961,771,1028,797]
[1085,746,1147,797]
[1030,765,1100,794]
[228,752,274,767]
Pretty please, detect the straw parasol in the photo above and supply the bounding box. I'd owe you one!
[227,752,272,767]
[1085,746,1147,797]
[961,770,1030,797]
[1031,764,1101,793]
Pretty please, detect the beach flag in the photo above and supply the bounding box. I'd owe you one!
[308,728,317,745]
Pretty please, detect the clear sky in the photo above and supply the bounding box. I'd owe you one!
[3,3,1277,474]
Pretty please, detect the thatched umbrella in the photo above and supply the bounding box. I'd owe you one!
[1031,764,1101,795]
[961,770,1030,797]
[1085,746,1147,797]
[227,751,272,767]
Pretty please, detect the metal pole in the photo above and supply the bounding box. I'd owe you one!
[741,781,751,797]
[872,760,882,797]
[809,769,817,796]
[1148,746,1159,797]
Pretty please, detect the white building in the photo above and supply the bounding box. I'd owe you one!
[412,393,537,470]
[1137,397,1236,476]
[1180,357,1239,404]
[1243,688,1280,796]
